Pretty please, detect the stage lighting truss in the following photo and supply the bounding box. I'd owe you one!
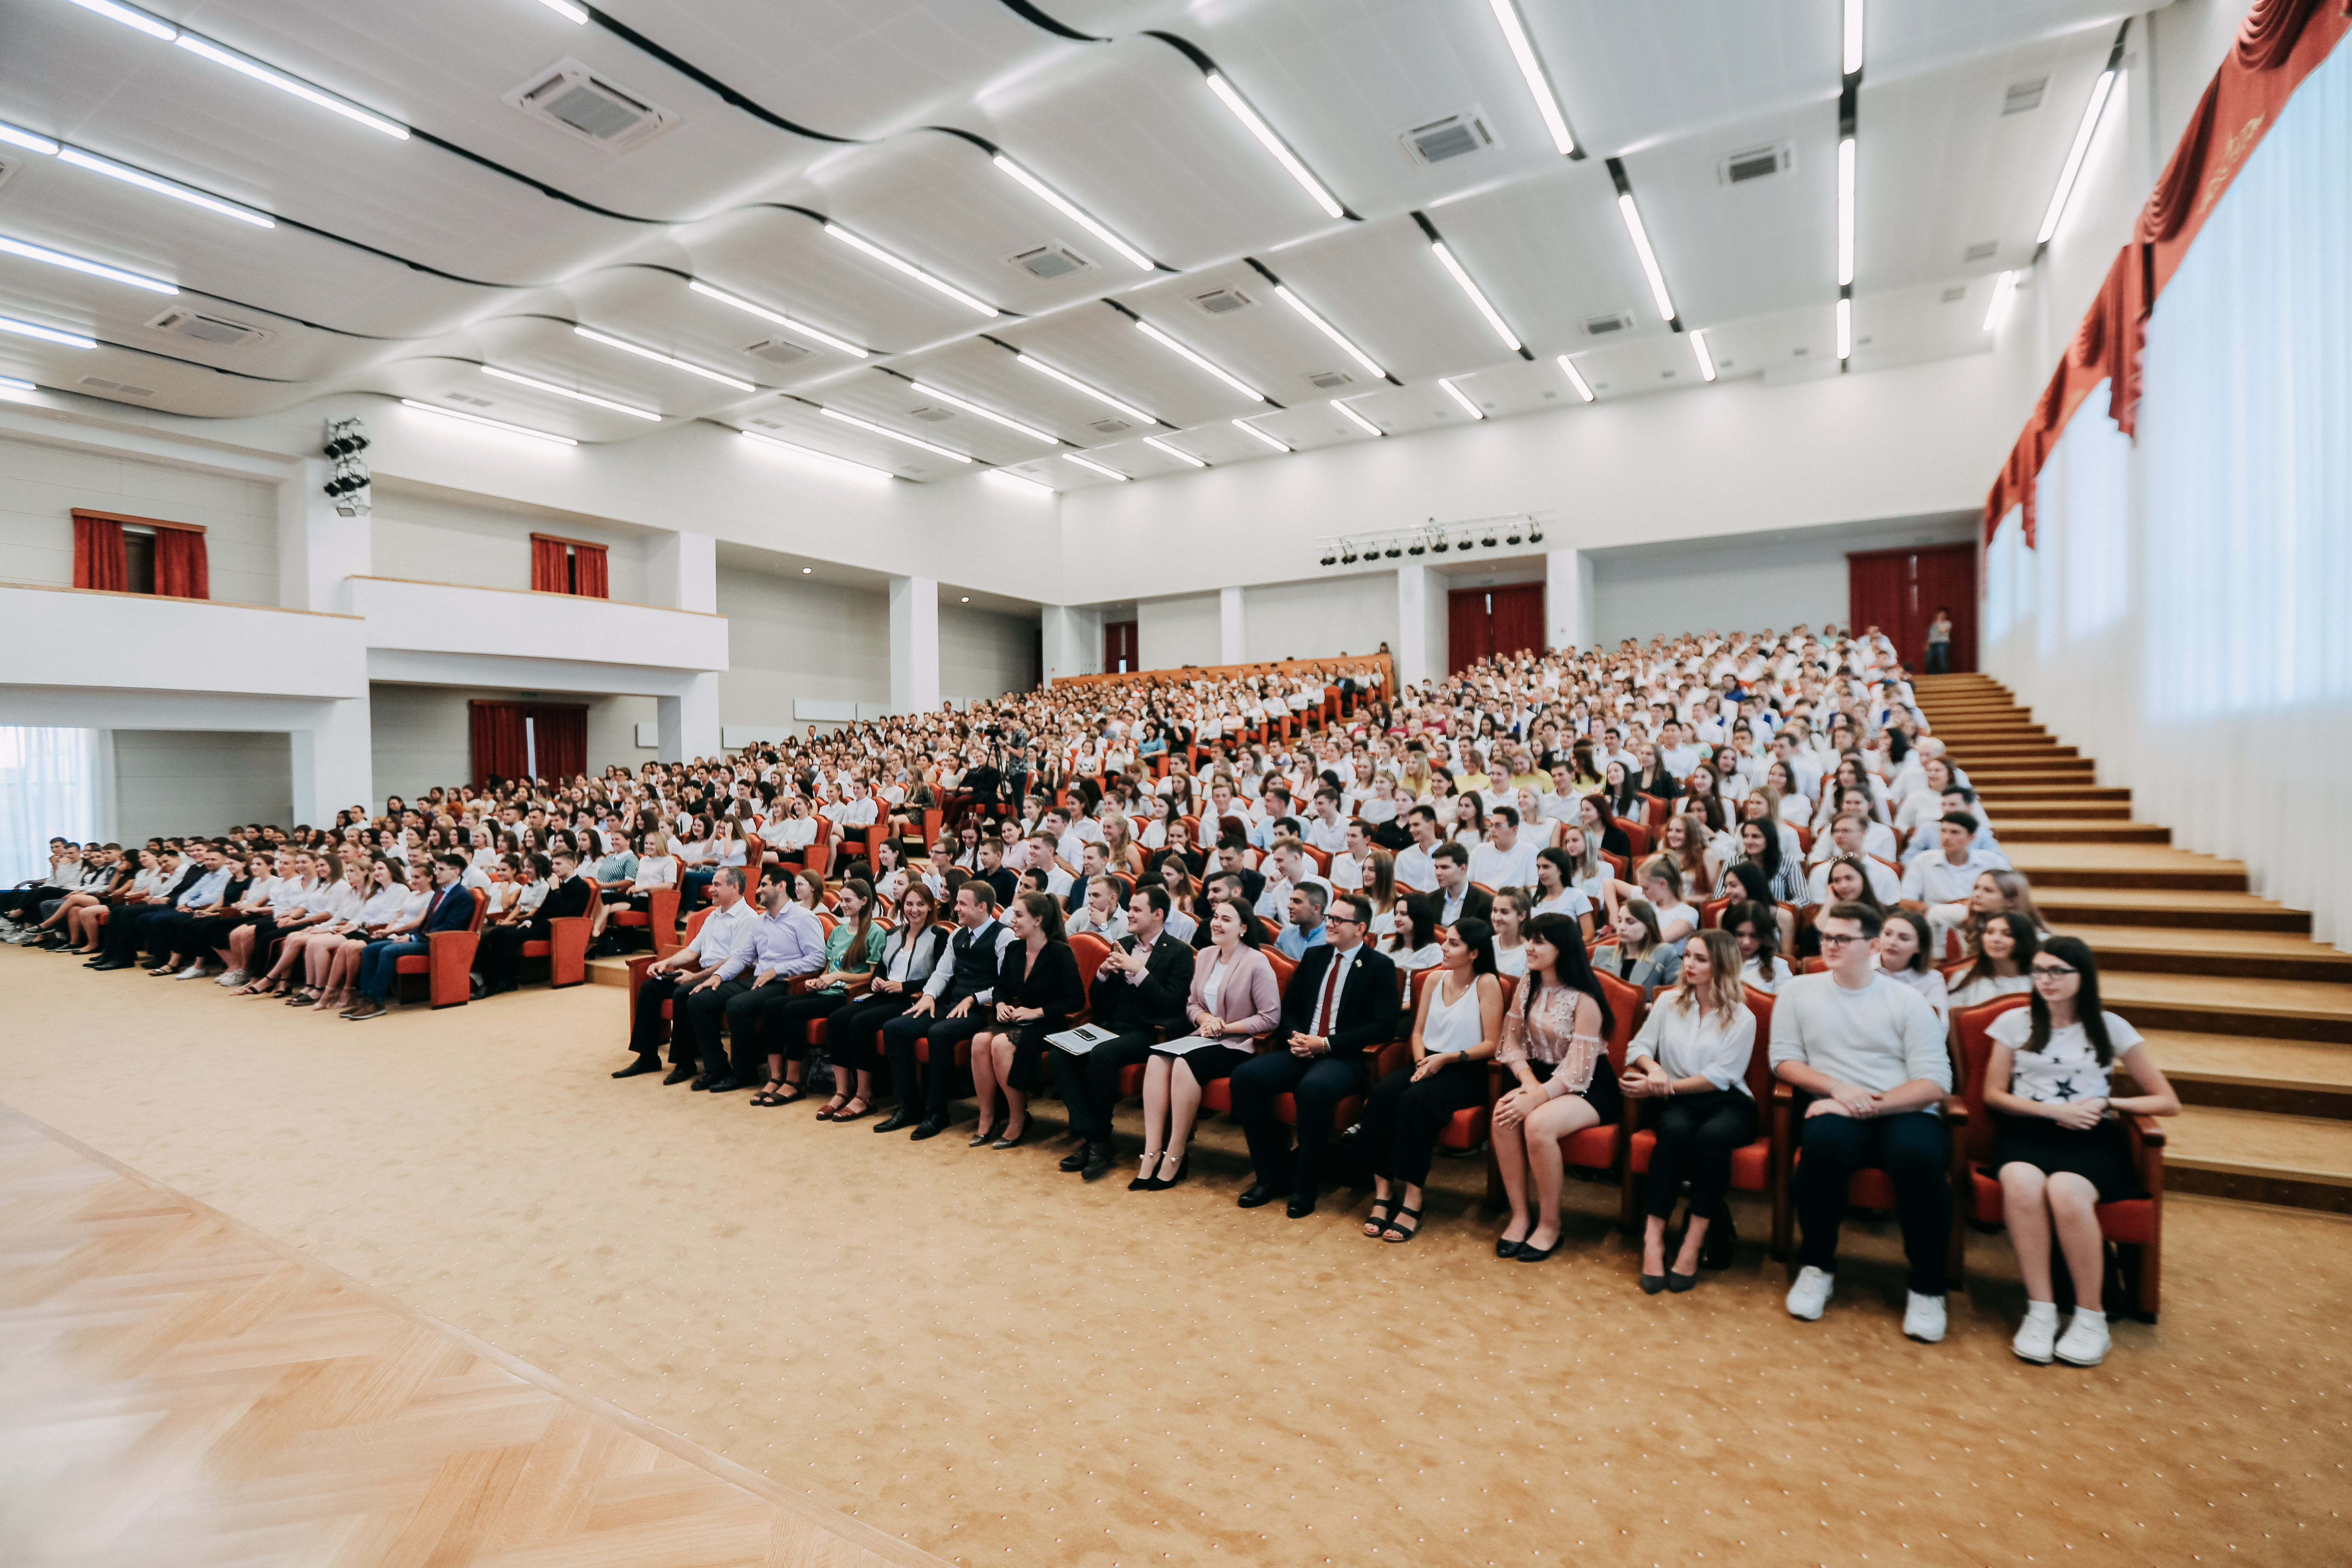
[1316,511,1551,568]
[322,415,371,515]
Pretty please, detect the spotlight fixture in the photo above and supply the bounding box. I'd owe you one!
[1480,532,1498,548]
[825,222,999,316]
[1431,536,1450,553]
[1320,551,1337,566]
[1383,547,1401,558]
[1406,543,1425,556]
[1529,524,1545,543]
[1505,530,1522,545]
[1341,548,1360,564]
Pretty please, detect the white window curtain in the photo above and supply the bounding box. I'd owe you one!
[0,727,99,887]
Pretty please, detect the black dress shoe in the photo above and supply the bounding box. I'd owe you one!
[704,1076,749,1094]
[1699,1217,1737,1270]
[612,1055,663,1079]
[1081,1143,1116,1182]
[1058,1148,1091,1172]
[661,1065,697,1086]
[689,1073,719,1091]
[909,1116,947,1141]
[873,1107,915,1133]
[1237,1183,1280,1209]
[1286,1193,1317,1219]
[90,960,130,971]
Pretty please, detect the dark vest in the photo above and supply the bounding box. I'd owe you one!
[944,920,1002,999]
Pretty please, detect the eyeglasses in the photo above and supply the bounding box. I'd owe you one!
[2030,965,2079,980]
[1818,932,1866,948]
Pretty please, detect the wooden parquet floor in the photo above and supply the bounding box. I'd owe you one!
[0,1111,943,1568]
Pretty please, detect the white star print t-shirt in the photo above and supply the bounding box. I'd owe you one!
[1986,1009,2143,1105]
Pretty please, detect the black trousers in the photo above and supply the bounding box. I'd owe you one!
[149,911,209,963]
[826,992,915,1080]
[2,885,62,922]
[1047,1029,1157,1144]
[1362,1058,1488,1189]
[881,1001,989,1116]
[479,918,550,993]
[1231,1051,1368,1198]
[726,986,850,1080]
[1795,1111,1952,1295]
[104,905,177,963]
[628,972,736,1070]
[1643,1089,1759,1223]
[683,978,749,1076]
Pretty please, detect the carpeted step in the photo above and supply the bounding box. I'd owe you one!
[1998,820,2171,844]
[2163,1105,2352,1212]
[2144,1031,2352,1120]
[2099,971,2352,1044]
[2048,923,2352,984]
[2032,888,2310,934]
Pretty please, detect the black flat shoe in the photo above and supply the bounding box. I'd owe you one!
[1640,1273,1669,1295]
[1666,1270,1697,1293]
[991,1123,1029,1151]
[1237,1183,1279,1209]
[612,1055,663,1079]
[1516,1238,1560,1263]
[1495,1231,1526,1259]
[1700,1218,1737,1270]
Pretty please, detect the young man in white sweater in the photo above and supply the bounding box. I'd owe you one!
[1768,900,1956,1342]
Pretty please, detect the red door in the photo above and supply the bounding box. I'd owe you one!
[1446,584,1545,674]
[1848,545,1976,672]
[1103,620,1138,675]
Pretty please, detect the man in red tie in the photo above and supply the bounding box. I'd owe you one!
[1231,894,1400,1218]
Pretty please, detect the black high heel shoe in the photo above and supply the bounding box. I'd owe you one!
[1127,1152,1163,1192]
[1149,1152,1188,1190]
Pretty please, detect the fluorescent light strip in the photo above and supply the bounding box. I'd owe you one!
[1331,399,1383,437]
[2036,68,2117,245]
[1064,453,1130,481]
[1273,284,1383,378]
[0,234,174,293]
[1485,0,1575,155]
[0,122,58,155]
[0,375,36,392]
[823,223,997,316]
[1231,417,1291,453]
[1430,240,1520,352]
[687,280,865,358]
[400,398,575,446]
[572,325,755,391]
[1014,353,1158,426]
[1842,0,1866,75]
[1616,191,1675,321]
[908,381,1058,444]
[1689,329,1717,383]
[536,0,590,21]
[59,146,274,227]
[1437,378,1485,420]
[1143,435,1206,468]
[1555,354,1595,402]
[1982,270,2015,333]
[820,406,972,462]
[1836,136,1855,286]
[1203,71,1344,221]
[990,155,1152,271]
[1836,297,1853,361]
[986,467,1057,492]
[738,426,893,480]
[481,365,659,421]
[172,34,408,139]
[1134,318,1264,402]
[0,314,95,348]
[61,0,176,41]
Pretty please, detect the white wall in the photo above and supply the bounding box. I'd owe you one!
[370,684,661,804]
[370,478,651,601]
[1138,593,1221,671]
[111,730,292,840]
[1243,575,1399,665]
[718,568,891,729]
[0,432,278,604]
[939,602,1036,704]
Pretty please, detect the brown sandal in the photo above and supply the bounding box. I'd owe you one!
[829,1097,872,1124]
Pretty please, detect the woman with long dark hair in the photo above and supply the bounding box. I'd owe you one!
[1983,936,2177,1367]
[1361,918,1506,1244]
[1489,912,1618,1261]
[1950,912,2037,1008]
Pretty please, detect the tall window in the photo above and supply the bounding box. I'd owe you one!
[0,727,98,885]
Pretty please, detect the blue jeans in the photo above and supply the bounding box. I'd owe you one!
[680,868,716,911]
[360,938,425,1002]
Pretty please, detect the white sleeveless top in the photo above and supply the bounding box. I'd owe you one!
[1422,973,1485,1056]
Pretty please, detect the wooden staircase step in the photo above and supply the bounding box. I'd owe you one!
[2099,972,2352,1044]
[2048,923,2352,984]
[2033,888,2310,934]
[1974,786,2133,804]
[2142,1031,2352,1119]
[1999,842,2248,891]
[2163,1106,2352,1211]
[1998,820,2171,844]
[1984,802,2134,820]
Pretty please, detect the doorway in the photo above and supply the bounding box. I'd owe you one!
[1103,619,1138,675]
[1847,544,1976,672]
[1445,584,1544,674]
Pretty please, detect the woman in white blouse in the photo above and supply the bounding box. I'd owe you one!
[313,861,433,1014]
[1985,937,2178,1368]
[303,856,407,1011]
[262,858,368,1005]
[1619,930,1759,1292]
[1949,911,2036,1009]
[1489,888,1532,977]
[1875,911,1950,1026]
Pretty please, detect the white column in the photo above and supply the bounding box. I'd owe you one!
[1218,584,1246,665]
[658,674,722,763]
[277,458,370,614]
[889,575,941,714]
[290,694,373,824]
[1041,606,1082,684]
[1395,564,1452,687]
[1545,548,1596,653]
[648,529,717,613]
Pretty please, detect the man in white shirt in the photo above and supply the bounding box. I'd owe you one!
[1803,814,1904,905]
[1066,873,1128,942]
[1328,819,1373,892]
[617,866,755,1083]
[1771,902,1955,1341]
[1655,720,1701,780]
[1902,812,2012,953]
[1302,788,1351,855]
[1253,840,1331,921]
[1467,807,1538,891]
[1392,807,1443,894]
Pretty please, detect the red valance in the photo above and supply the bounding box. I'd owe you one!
[1985,3,2351,547]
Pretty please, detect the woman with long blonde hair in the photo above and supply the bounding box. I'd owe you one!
[1619,928,1758,1291]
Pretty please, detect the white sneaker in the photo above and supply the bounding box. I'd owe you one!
[215,969,247,988]
[1903,1291,1948,1343]
[175,963,208,980]
[2054,1312,2110,1367]
[2012,1303,2060,1364]
[1786,1266,1834,1321]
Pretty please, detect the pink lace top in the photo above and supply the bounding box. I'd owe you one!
[1496,982,1607,1096]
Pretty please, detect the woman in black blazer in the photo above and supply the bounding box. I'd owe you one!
[969,891,1086,1149]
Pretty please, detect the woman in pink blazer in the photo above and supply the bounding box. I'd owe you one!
[1133,896,1283,1192]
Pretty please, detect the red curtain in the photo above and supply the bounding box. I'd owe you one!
[1848,551,1908,650]
[1446,585,1547,673]
[533,704,587,781]
[1446,590,1489,677]
[1849,546,1976,672]
[470,701,528,789]
[1488,585,1544,660]
[1986,3,2351,547]
[531,535,571,593]
[72,513,126,591]
[572,542,608,599]
[153,526,209,599]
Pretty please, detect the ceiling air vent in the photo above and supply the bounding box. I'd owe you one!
[1941,286,1967,303]
[0,154,18,191]
[2003,78,2049,115]
[79,376,155,396]
[1399,109,1496,166]
[1717,141,1793,185]
[907,406,956,423]
[744,339,811,367]
[749,417,784,429]
[442,391,495,407]
[1189,286,1255,316]
[505,59,680,154]
[145,307,269,348]
[1087,417,1132,435]
[1006,243,1094,280]
[1582,312,1633,337]
[1303,370,1354,391]
[1963,240,1999,263]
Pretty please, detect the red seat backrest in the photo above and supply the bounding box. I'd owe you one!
[1701,895,1730,929]
[466,886,489,933]
[1953,994,2033,1163]
[1738,983,1778,1103]
[1595,971,1645,1079]
[682,906,712,946]
[1068,932,1112,1003]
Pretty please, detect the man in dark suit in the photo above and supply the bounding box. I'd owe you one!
[344,854,477,1020]
[1432,842,1493,929]
[479,847,594,995]
[1052,884,1193,1182]
[1230,892,1398,1218]
[1190,869,1250,950]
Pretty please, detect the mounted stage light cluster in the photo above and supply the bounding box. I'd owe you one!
[1317,513,1547,568]
[322,415,371,515]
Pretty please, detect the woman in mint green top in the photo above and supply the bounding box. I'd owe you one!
[752,879,888,1107]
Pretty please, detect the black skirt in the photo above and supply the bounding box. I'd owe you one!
[1526,1054,1623,1126]
[1149,1041,1255,1082]
[1988,1113,2145,1203]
